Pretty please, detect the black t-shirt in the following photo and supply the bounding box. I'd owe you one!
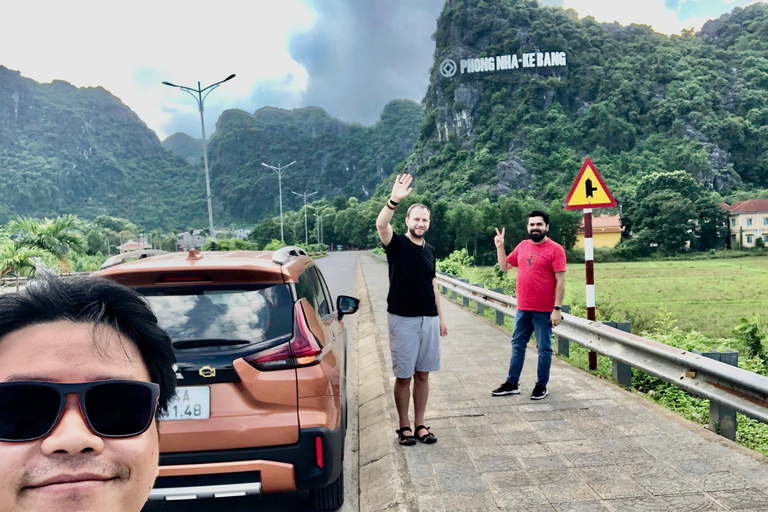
[383,233,438,317]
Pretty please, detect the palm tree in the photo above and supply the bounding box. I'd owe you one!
[8,215,85,273]
[0,240,44,290]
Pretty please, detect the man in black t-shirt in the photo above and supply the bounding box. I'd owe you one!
[376,173,448,446]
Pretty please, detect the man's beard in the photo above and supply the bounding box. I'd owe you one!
[409,227,426,239]
[529,230,546,243]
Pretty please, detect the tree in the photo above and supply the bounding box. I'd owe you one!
[8,215,85,272]
[0,240,44,290]
[622,171,709,254]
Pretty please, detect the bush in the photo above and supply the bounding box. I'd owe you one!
[263,239,286,251]
[436,248,474,276]
[204,238,259,251]
[734,316,766,358]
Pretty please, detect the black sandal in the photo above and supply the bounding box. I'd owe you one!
[396,426,416,446]
[414,425,437,444]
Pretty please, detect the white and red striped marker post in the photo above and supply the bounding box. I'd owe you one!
[563,158,616,372]
[583,208,597,370]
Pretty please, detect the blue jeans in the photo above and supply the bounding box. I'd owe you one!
[506,310,553,388]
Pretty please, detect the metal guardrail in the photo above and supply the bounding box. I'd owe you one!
[435,272,768,434]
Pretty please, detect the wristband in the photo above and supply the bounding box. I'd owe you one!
[388,198,399,206]
[385,202,396,211]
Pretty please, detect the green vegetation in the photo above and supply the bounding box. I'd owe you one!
[414,1,768,205]
[207,100,423,223]
[0,67,205,230]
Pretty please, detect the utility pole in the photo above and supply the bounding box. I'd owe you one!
[261,161,296,243]
[291,190,318,247]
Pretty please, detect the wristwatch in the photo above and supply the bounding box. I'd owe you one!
[554,306,562,311]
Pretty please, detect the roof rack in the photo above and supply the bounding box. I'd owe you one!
[272,246,308,265]
[100,250,170,270]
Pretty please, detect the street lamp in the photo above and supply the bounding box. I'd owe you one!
[162,74,236,250]
[291,190,318,247]
[308,205,331,245]
[261,161,296,243]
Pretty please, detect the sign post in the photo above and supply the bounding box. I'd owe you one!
[564,157,616,370]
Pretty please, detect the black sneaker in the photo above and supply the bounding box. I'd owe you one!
[491,382,519,396]
[530,385,548,400]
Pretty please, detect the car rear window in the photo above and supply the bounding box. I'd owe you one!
[138,284,294,350]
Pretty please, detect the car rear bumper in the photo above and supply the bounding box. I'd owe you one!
[150,426,344,500]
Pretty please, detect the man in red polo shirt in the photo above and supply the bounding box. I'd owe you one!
[491,210,566,400]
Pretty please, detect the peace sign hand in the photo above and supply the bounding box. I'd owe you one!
[390,174,414,202]
[494,227,506,249]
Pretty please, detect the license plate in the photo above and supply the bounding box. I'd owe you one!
[162,386,210,421]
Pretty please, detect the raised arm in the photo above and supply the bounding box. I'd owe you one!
[494,227,512,271]
[376,173,413,247]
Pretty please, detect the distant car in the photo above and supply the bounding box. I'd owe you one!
[336,244,343,251]
[98,247,359,510]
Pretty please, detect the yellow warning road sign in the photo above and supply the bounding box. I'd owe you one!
[563,157,616,210]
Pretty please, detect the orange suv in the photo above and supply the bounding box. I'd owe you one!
[98,246,359,510]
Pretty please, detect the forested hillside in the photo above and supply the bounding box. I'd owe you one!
[0,66,205,229]
[205,100,422,221]
[406,0,768,202]
[248,1,768,260]
[162,132,203,164]
[0,65,422,229]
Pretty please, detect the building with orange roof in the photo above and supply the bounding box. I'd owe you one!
[719,199,768,248]
[575,215,624,248]
[117,239,151,254]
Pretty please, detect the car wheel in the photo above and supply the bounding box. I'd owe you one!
[310,468,344,511]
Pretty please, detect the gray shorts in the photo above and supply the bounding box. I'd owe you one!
[387,313,441,378]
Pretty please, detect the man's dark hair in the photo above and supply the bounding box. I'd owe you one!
[528,210,550,225]
[0,273,176,416]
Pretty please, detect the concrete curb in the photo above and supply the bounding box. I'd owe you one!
[354,259,410,512]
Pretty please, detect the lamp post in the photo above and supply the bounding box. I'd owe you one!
[162,74,236,250]
[291,190,318,247]
[261,161,296,243]
[307,205,330,245]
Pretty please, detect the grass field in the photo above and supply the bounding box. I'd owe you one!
[464,256,768,341]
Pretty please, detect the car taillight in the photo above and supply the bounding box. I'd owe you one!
[244,302,323,371]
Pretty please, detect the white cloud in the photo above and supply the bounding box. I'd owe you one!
[0,0,315,139]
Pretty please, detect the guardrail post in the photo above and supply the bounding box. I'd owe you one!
[437,273,448,295]
[450,276,458,300]
[694,349,738,440]
[473,284,484,314]
[606,321,632,389]
[459,279,470,307]
[555,304,570,357]
[491,288,504,325]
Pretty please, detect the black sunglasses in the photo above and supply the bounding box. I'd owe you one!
[0,380,159,442]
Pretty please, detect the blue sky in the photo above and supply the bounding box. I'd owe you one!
[0,0,762,140]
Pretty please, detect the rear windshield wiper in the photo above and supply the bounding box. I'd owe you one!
[172,338,251,349]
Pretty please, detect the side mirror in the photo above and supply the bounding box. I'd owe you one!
[336,295,360,320]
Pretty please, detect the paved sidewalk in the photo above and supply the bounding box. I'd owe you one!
[358,253,768,512]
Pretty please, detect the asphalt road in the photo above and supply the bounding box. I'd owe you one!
[143,251,361,512]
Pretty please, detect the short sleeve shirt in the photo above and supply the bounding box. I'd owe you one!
[383,233,438,317]
[506,238,566,312]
